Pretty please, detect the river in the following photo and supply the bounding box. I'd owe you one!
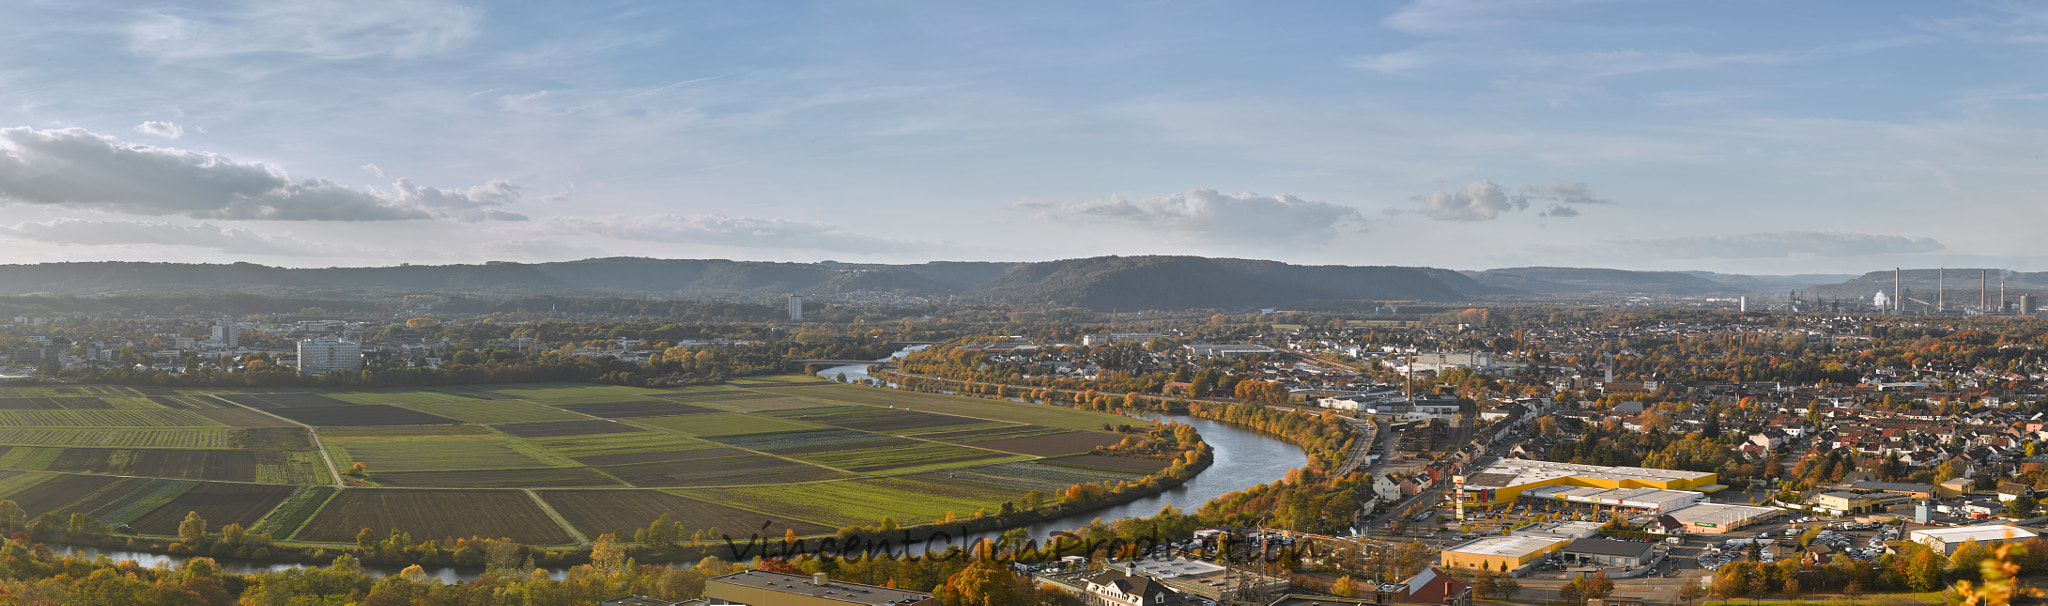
[812,353,1309,542]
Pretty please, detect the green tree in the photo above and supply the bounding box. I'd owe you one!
[940,550,1019,606]
[178,510,208,544]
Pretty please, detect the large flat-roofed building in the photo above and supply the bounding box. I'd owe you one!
[704,570,934,606]
[1811,491,1895,516]
[1560,538,1657,568]
[1662,503,1781,534]
[1512,521,1605,541]
[1184,343,1277,358]
[296,338,362,375]
[1844,481,1946,500]
[1456,459,1719,508]
[1440,536,1569,572]
[1910,526,2040,555]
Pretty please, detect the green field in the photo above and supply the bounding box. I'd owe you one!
[633,412,830,436]
[0,428,229,449]
[696,476,1025,527]
[761,383,1132,431]
[0,380,1182,546]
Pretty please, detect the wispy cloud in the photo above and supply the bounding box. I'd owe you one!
[1024,188,1368,247]
[127,0,481,61]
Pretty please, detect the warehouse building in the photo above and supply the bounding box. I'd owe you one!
[1662,503,1781,534]
[1512,521,1605,541]
[1809,491,1900,516]
[1455,459,1720,509]
[1910,525,2039,555]
[1439,536,1569,572]
[1561,538,1657,568]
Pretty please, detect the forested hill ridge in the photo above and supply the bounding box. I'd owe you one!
[0,256,1950,310]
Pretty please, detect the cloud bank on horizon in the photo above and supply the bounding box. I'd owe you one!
[0,0,2035,273]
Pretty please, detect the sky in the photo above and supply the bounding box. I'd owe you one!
[2,0,2046,275]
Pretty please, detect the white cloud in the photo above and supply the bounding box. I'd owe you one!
[1030,188,1368,246]
[1415,180,1516,221]
[554,215,927,254]
[1599,231,1946,259]
[0,219,333,256]
[134,121,183,139]
[128,0,480,61]
[1537,204,1579,218]
[0,126,526,221]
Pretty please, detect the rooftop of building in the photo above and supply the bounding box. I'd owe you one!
[1910,525,2039,541]
[1664,502,1782,525]
[706,570,931,605]
[1461,459,1714,490]
[1444,535,1568,558]
[1562,538,1658,558]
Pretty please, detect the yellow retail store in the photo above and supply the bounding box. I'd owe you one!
[1440,536,1569,572]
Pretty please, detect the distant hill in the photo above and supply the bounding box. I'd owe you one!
[0,256,1482,311]
[1462,267,1737,296]
[1811,269,2048,302]
[0,257,2019,312]
[1680,271,1859,294]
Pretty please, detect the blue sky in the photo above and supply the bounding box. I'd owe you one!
[1,0,2044,274]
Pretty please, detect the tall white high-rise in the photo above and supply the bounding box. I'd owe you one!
[788,295,803,320]
[296,338,362,374]
[213,317,238,348]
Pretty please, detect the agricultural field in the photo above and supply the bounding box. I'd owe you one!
[755,383,1132,431]
[525,430,712,460]
[953,431,1125,457]
[370,467,621,488]
[0,428,230,449]
[263,405,456,427]
[294,489,573,545]
[597,452,850,487]
[1043,454,1170,474]
[127,482,296,535]
[0,381,1188,546]
[541,490,834,540]
[552,400,717,418]
[937,460,1146,491]
[697,477,1022,527]
[492,420,644,438]
[784,442,1024,474]
[249,486,337,537]
[627,412,828,437]
[333,438,557,473]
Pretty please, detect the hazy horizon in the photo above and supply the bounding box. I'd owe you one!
[3,1,2046,274]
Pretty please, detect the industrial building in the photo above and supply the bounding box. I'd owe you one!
[1810,491,1898,516]
[1661,503,1781,534]
[1511,521,1605,541]
[703,570,933,606]
[1560,538,1657,568]
[295,338,362,375]
[1184,343,1277,358]
[1909,526,2040,555]
[1439,536,1568,572]
[1455,459,1720,508]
